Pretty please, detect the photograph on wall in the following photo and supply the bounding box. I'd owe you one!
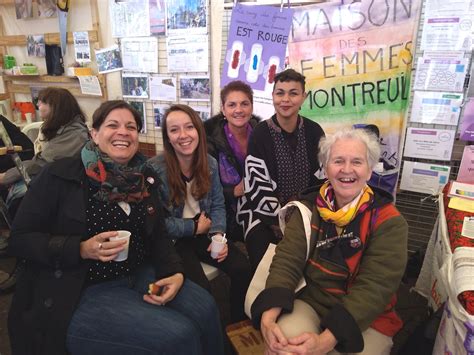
[149,75,177,101]
[122,73,149,99]
[179,76,210,101]
[166,0,207,36]
[150,0,166,35]
[127,101,147,134]
[121,37,158,73]
[26,35,45,57]
[15,0,33,19]
[191,105,210,121]
[153,103,169,128]
[38,0,57,18]
[95,46,123,74]
[73,31,91,63]
[109,0,150,38]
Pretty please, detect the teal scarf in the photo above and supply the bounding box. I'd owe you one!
[81,140,149,203]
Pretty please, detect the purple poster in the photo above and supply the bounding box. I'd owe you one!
[460,99,474,141]
[221,4,293,91]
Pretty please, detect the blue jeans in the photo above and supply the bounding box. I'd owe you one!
[66,265,224,355]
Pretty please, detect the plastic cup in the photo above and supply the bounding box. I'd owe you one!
[210,233,227,259]
[110,230,131,262]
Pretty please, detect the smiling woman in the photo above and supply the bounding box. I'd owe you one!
[7,100,224,355]
[149,104,251,323]
[253,128,408,355]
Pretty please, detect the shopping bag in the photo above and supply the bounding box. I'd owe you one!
[244,200,312,319]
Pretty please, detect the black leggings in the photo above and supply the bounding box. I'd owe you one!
[174,236,251,322]
[245,223,280,274]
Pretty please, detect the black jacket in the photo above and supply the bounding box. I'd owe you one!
[8,156,184,355]
[204,113,260,240]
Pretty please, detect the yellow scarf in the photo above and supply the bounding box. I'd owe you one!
[316,181,374,228]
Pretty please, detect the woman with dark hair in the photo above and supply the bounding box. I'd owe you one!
[204,80,260,242]
[8,100,224,355]
[0,87,89,186]
[149,104,251,323]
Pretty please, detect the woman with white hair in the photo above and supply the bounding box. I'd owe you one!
[252,128,408,355]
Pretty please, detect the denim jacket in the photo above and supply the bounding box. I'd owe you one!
[148,154,226,239]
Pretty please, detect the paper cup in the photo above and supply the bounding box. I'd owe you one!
[110,230,131,262]
[210,234,227,259]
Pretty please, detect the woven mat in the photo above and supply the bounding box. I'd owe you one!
[226,319,265,354]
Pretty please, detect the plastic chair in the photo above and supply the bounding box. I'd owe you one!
[200,262,221,281]
[21,121,42,143]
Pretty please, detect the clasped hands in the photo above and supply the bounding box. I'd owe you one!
[261,309,337,355]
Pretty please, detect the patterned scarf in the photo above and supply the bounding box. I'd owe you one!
[81,140,149,203]
[316,181,374,228]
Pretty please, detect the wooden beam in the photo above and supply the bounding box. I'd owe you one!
[0,0,14,5]
[0,30,99,46]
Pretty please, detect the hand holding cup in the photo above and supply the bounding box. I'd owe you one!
[209,233,228,262]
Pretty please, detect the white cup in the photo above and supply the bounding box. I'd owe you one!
[210,233,227,259]
[110,230,131,262]
[25,112,32,123]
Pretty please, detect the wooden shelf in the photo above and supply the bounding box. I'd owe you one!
[0,30,99,46]
[2,74,107,100]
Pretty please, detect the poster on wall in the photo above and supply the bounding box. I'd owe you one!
[110,0,150,38]
[179,76,210,101]
[166,0,207,36]
[122,73,149,99]
[287,0,421,169]
[121,37,158,73]
[149,75,177,101]
[149,0,166,35]
[73,32,91,63]
[457,145,474,183]
[400,161,450,195]
[167,35,208,72]
[425,0,474,16]
[78,76,102,96]
[460,99,474,141]
[127,101,147,134]
[221,4,293,91]
[410,91,463,126]
[403,127,455,161]
[413,56,468,92]
[420,15,473,51]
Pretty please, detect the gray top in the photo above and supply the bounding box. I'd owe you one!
[3,116,89,185]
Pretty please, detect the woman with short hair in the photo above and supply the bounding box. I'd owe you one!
[253,128,407,355]
[204,80,260,242]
